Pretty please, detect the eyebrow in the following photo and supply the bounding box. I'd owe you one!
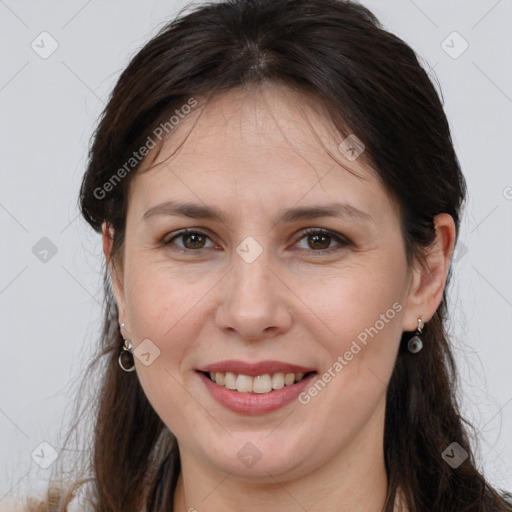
[142,200,374,224]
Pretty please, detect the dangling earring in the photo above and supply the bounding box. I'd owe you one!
[118,322,135,372]
[407,317,424,354]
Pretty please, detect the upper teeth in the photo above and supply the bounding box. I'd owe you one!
[209,372,306,394]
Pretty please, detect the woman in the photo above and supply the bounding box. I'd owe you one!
[21,0,512,510]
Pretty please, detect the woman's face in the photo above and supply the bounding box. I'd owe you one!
[108,84,423,482]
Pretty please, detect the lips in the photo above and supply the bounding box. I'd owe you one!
[197,370,318,414]
[197,359,316,376]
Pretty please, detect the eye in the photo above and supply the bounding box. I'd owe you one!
[294,228,350,255]
[163,227,350,255]
[163,229,217,253]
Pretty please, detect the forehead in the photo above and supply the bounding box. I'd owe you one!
[128,84,396,222]
[145,84,371,170]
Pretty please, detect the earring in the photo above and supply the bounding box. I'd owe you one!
[407,317,424,354]
[118,322,135,372]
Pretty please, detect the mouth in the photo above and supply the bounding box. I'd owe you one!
[198,370,317,394]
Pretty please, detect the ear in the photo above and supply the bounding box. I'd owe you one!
[401,213,456,331]
[102,221,127,325]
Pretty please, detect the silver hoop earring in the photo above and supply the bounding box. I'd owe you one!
[407,317,424,354]
[118,338,136,372]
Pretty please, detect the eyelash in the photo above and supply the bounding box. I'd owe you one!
[162,227,351,256]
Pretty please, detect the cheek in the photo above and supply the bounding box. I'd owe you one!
[296,264,407,419]
[303,259,406,349]
[123,251,214,341]
[121,263,209,432]
[297,263,405,435]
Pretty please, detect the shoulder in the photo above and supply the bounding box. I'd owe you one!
[0,501,27,512]
[0,500,85,512]
[0,493,82,512]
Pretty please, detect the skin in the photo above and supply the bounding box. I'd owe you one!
[103,83,455,512]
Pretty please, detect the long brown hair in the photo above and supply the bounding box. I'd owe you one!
[23,1,511,511]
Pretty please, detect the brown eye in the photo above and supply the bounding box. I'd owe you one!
[163,227,349,256]
[164,229,215,252]
[295,228,350,255]
[181,233,207,249]
[307,232,331,250]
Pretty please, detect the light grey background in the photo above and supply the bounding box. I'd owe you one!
[1,0,511,505]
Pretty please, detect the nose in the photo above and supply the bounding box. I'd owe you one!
[214,246,292,342]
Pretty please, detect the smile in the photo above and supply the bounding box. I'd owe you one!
[196,370,318,415]
[202,371,314,394]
